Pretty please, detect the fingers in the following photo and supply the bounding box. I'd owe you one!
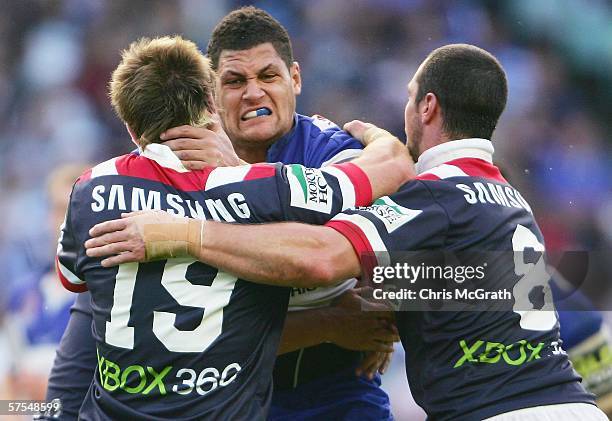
[89,219,128,237]
[173,150,223,163]
[372,340,395,353]
[343,120,375,140]
[354,286,374,297]
[100,251,142,267]
[163,134,234,168]
[181,161,209,171]
[359,319,399,345]
[343,119,366,133]
[371,328,400,344]
[160,126,207,141]
[85,241,133,259]
[84,230,129,250]
[355,351,380,378]
[356,324,397,351]
[121,210,150,218]
[378,352,393,375]
[356,350,393,379]
[163,137,214,151]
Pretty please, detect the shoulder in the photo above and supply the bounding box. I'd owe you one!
[75,153,137,185]
[296,114,363,166]
[69,154,135,204]
[296,114,350,143]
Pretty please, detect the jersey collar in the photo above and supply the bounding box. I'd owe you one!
[139,143,190,173]
[415,138,494,174]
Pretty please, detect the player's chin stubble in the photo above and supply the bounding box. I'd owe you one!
[407,125,422,162]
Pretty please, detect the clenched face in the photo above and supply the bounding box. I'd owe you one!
[215,43,301,150]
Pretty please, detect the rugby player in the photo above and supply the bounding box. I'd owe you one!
[47,7,396,420]
[54,35,412,420]
[88,44,608,420]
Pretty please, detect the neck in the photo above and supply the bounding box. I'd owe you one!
[234,144,268,164]
[418,129,452,158]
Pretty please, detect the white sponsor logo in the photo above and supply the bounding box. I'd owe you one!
[360,196,421,233]
[311,114,339,131]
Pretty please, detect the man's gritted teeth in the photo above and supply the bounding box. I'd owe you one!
[241,107,272,121]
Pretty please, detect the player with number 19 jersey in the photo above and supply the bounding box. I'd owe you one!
[326,138,595,420]
[56,143,371,420]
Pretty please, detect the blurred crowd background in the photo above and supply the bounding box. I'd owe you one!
[0,0,610,419]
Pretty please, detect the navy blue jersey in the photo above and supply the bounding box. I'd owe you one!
[327,139,594,420]
[45,113,365,420]
[56,143,371,420]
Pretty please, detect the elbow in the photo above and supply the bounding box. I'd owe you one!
[289,250,343,288]
[307,257,341,287]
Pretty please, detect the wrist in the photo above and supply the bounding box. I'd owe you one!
[321,306,341,344]
[142,218,204,261]
[186,219,204,258]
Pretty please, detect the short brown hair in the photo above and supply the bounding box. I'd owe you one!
[110,36,214,147]
[207,6,293,70]
[416,44,508,140]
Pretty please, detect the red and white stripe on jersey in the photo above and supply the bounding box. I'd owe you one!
[55,255,87,293]
[325,158,507,272]
[80,153,277,191]
[204,164,276,190]
[326,213,390,270]
[418,157,506,183]
[324,162,372,208]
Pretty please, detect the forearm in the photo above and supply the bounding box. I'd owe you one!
[193,222,360,288]
[278,308,334,354]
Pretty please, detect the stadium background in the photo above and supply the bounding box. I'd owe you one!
[0,0,610,419]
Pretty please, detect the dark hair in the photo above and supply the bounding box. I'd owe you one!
[207,6,293,70]
[415,44,508,140]
[110,36,214,147]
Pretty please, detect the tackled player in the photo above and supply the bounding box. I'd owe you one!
[52,35,412,420]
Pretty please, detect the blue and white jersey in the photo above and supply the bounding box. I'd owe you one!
[326,139,594,420]
[267,113,362,168]
[56,143,371,420]
[268,114,364,310]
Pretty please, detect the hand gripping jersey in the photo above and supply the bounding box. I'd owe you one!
[326,139,594,420]
[56,143,370,421]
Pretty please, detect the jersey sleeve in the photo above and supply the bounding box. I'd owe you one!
[325,180,449,271]
[318,130,363,166]
[307,115,363,167]
[56,184,88,293]
[204,161,373,225]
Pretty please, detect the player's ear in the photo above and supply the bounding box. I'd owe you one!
[421,92,438,125]
[290,61,302,95]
